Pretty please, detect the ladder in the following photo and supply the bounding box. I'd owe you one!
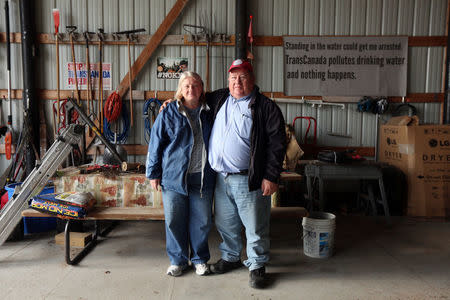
[0,124,84,245]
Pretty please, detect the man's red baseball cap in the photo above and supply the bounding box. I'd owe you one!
[228,59,253,73]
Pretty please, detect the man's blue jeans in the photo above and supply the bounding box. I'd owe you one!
[214,173,271,271]
[162,172,213,266]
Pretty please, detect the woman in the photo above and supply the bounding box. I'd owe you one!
[146,71,216,277]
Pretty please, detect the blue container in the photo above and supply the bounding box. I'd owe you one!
[5,182,57,234]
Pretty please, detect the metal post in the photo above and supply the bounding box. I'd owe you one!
[444,8,450,124]
[235,0,247,59]
[19,0,40,173]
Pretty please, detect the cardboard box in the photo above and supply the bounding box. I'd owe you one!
[379,116,450,217]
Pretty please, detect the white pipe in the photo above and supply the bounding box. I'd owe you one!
[273,97,345,110]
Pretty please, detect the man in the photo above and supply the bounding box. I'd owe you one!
[159,59,286,288]
[207,59,286,288]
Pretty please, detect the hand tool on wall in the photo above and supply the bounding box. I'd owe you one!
[192,35,197,72]
[84,31,92,115]
[4,0,12,160]
[127,33,133,127]
[66,26,81,105]
[52,8,60,134]
[113,28,145,128]
[247,15,254,61]
[205,36,210,91]
[183,24,205,77]
[200,13,211,91]
[97,28,104,132]
[220,34,225,87]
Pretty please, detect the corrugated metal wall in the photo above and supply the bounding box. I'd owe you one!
[0,0,447,172]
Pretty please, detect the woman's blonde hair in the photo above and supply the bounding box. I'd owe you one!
[174,71,205,102]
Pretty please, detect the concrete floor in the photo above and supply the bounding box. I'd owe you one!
[1,215,449,300]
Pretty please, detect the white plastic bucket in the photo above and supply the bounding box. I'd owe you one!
[302,212,336,258]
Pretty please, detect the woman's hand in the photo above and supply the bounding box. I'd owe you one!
[150,179,161,191]
[159,99,176,113]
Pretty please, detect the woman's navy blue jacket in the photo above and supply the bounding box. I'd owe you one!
[145,100,215,195]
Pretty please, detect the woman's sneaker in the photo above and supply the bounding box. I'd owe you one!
[166,265,188,277]
[194,263,210,276]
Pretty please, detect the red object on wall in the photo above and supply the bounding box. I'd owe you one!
[247,15,253,44]
[1,190,9,209]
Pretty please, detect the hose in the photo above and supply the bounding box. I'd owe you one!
[103,101,129,144]
[143,98,162,143]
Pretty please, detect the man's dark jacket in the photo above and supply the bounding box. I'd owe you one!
[206,86,286,191]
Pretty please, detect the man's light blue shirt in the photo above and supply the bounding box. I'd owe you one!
[208,91,254,174]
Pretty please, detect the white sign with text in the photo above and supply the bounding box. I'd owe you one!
[283,36,408,96]
[65,62,112,90]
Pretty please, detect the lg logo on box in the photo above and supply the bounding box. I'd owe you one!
[387,137,397,145]
[428,139,450,147]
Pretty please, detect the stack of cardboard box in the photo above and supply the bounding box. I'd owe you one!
[379,116,449,217]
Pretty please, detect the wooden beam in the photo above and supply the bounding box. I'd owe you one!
[1,89,445,103]
[22,207,165,221]
[0,143,16,154]
[389,93,445,103]
[1,32,229,46]
[262,92,445,103]
[0,32,21,43]
[253,35,447,47]
[2,32,447,47]
[0,143,376,157]
[82,144,377,157]
[0,89,22,99]
[117,0,191,99]
[183,34,236,46]
[408,36,447,47]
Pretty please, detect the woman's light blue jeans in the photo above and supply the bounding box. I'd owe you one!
[214,173,271,271]
[162,172,213,266]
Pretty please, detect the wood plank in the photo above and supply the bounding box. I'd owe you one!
[85,145,374,157]
[0,143,16,154]
[117,0,191,99]
[0,32,21,43]
[1,33,187,46]
[22,207,165,221]
[2,89,444,103]
[0,89,176,101]
[280,172,303,181]
[262,92,445,103]
[408,36,447,47]
[36,33,186,46]
[2,32,446,47]
[0,89,22,99]
[183,34,236,46]
[23,207,306,221]
[254,36,283,46]
[389,93,445,103]
[253,35,447,47]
